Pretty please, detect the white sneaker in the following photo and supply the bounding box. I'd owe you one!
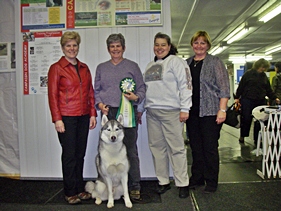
[251,149,263,156]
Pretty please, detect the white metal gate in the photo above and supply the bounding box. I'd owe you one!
[256,107,281,179]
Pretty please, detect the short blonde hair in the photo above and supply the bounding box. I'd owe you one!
[60,31,81,47]
[190,31,212,50]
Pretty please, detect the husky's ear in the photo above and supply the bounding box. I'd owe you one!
[117,114,124,125]
[101,115,108,126]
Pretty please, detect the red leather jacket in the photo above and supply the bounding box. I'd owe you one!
[48,56,97,122]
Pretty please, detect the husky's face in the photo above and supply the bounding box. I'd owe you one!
[100,115,124,144]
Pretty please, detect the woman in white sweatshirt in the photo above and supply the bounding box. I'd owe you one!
[142,32,192,199]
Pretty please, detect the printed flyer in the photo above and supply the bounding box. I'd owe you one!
[21,0,66,31]
[22,31,62,95]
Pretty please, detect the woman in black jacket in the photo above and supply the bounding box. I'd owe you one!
[234,58,280,145]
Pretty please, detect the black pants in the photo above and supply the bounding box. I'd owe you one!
[58,115,90,196]
[186,115,222,188]
[240,98,266,144]
[105,106,141,191]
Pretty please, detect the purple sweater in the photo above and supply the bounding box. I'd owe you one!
[94,58,146,108]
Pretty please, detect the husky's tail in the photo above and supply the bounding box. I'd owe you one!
[85,181,95,193]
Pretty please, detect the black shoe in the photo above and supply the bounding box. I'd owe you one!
[204,186,217,194]
[179,186,189,198]
[188,180,205,189]
[239,138,244,144]
[157,184,171,194]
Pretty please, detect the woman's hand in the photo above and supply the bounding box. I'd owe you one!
[124,91,139,102]
[55,120,65,133]
[234,98,240,104]
[89,116,97,129]
[216,110,226,124]
[98,103,109,115]
[180,112,189,122]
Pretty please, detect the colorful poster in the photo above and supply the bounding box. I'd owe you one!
[21,0,66,32]
[74,0,161,28]
[22,31,63,95]
[0,43,16,72]
[20,0,162,31]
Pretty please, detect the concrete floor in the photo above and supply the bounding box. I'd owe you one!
[1,123,281,211]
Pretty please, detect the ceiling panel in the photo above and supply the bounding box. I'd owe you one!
[171,0,281,63]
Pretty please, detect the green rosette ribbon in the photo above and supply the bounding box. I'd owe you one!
[116,78,136,128]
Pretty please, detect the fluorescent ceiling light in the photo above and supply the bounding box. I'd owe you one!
[224,24,245,41]
[229,55,272,63]
[246,55,272,61]
[265,45,281,55]
[209,46,219,54]
[229,58,246,64]
[227,28,249,44]
[259,4,281,23]
[210,46,228,55]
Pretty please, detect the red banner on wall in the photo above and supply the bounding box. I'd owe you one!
[23,41,29,95]
[66,0,75,29]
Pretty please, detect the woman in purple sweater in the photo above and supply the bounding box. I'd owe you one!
[94,33,145,200]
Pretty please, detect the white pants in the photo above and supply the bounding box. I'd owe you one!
[146,108,189,187]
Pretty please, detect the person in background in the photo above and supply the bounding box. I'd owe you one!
[94,33,145,200]
[141,32,192,199]
[234,58,280,146]
[186,31,230,193]
[48,31,97,205]
[271,61,281,103]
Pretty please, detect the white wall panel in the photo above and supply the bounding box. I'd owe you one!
[16,0,171,179]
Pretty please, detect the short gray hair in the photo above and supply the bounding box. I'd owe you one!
[106,33,125,49]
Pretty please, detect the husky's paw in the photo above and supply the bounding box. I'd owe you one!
[124,195,133,208]
[125,200,133,208]
[107,200,114,208]
[95,197,102,205]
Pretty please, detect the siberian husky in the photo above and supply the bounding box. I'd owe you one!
[85,114,132,208]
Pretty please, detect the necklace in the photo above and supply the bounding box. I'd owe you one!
[194,59,203,67]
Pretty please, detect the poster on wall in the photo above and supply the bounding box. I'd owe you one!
[21,0,162,32]
[22,31,63,95]
[21,0,66,32]
[74,0,161,28]
[0,43,8,71]
[0,43,16,72]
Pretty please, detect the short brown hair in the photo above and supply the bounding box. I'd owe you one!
[60,31,81,47]
[190,31,212,50]
[252,58,270,70]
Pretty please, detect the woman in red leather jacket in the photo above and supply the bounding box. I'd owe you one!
[48,31,97,205]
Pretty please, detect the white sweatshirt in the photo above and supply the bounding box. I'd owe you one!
[143,55,192,112]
